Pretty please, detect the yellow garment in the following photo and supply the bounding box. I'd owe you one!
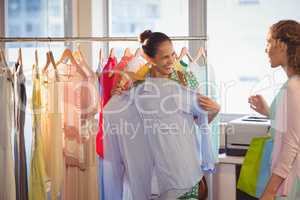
[41,71,64,200]
[29,68,49,200]
[173,60,185,72]
[135,64,150,80]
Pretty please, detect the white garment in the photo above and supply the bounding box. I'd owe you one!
[135,78,203,198]
[126,56,145,73]
[0,62,16,200]
[103,89,153,200]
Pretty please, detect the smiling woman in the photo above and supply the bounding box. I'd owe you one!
[140,30,175,78]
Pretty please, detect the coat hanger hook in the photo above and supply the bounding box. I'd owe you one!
[47,37,50,51]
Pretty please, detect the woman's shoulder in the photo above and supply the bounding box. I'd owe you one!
[287,75,300,91]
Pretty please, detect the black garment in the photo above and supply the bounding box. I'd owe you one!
[14,62,28,200]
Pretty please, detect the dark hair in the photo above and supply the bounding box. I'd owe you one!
[271,20,300,74]
[139,30,171,58]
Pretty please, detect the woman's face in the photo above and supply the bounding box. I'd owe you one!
[265,29,287,68]
[149,41,176,77]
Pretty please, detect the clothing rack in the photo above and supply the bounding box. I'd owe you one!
[0,36,207,43]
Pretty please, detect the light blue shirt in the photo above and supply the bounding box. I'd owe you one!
[102,77,216,200]
[103,89,153,200]
[134,77,215,198]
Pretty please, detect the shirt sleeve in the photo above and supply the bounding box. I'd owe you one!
[273,80,300,178]
[185,88,216,172]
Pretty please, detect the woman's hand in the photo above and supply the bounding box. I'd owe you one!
[259,173,284,200]
[197,95,220,123]
[111,72,134,96]
[111,86,123,96]
[259,193,275,200]
[248,95,270,117]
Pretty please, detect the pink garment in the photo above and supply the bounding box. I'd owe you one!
[57,57,98,169]
[271,75,300,196]
[57,56,99,200]
[73,51,99,119]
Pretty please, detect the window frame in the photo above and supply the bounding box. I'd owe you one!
[0,0,5,49]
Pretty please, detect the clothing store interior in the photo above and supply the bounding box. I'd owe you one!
[1,0,300,200]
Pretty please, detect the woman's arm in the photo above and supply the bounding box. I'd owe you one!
[260,174,284,200]
[248,95,270,117]
[261,79,300,199]
[197,95,220,123]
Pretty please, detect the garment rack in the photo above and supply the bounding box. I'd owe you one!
[0,36,207,43]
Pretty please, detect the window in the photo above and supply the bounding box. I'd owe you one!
[207,0,300,114]
[5,0,65,51]
[6,0,64,44]
[8,0,21,17]
[108,0,189,58]
[26,0,41,13]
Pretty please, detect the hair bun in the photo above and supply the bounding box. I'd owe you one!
[139,30,152,44]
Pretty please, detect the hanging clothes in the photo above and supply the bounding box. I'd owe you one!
[29,64,49,200]
[0,55,16,200]
[111,55,134,91]
[101,57,118,107]
[96,60,105,200]
[41,67,64,200]
[186,60,220,160]
[136,78,204,199]
[170,61,199,89]
[13,61,29,200]
[97,57,117,157]
[58,52,99,200]
[103,89,154,200]
[126,55,145,74]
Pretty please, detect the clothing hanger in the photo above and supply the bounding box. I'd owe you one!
[134,48,142,57]
[193,47,207,64]
[0,48,3,64]
[42,38,57,76]
[42,51,57,74]
[0,49,5,73]
[57,48,78,65]
[56,48,86,77]
[15,48,23,73]
[99,48,104,65]
[178,47,193,62]
[109,48,115,58]
[33,49,39,78]
[18,48,23,65]
[73,45,94,76]
[73,44,86,66]
[96,48,104,76]
[0,49,10,78]
[35,50,39,67]
[1,49,9,68]
[123,48,133,57]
